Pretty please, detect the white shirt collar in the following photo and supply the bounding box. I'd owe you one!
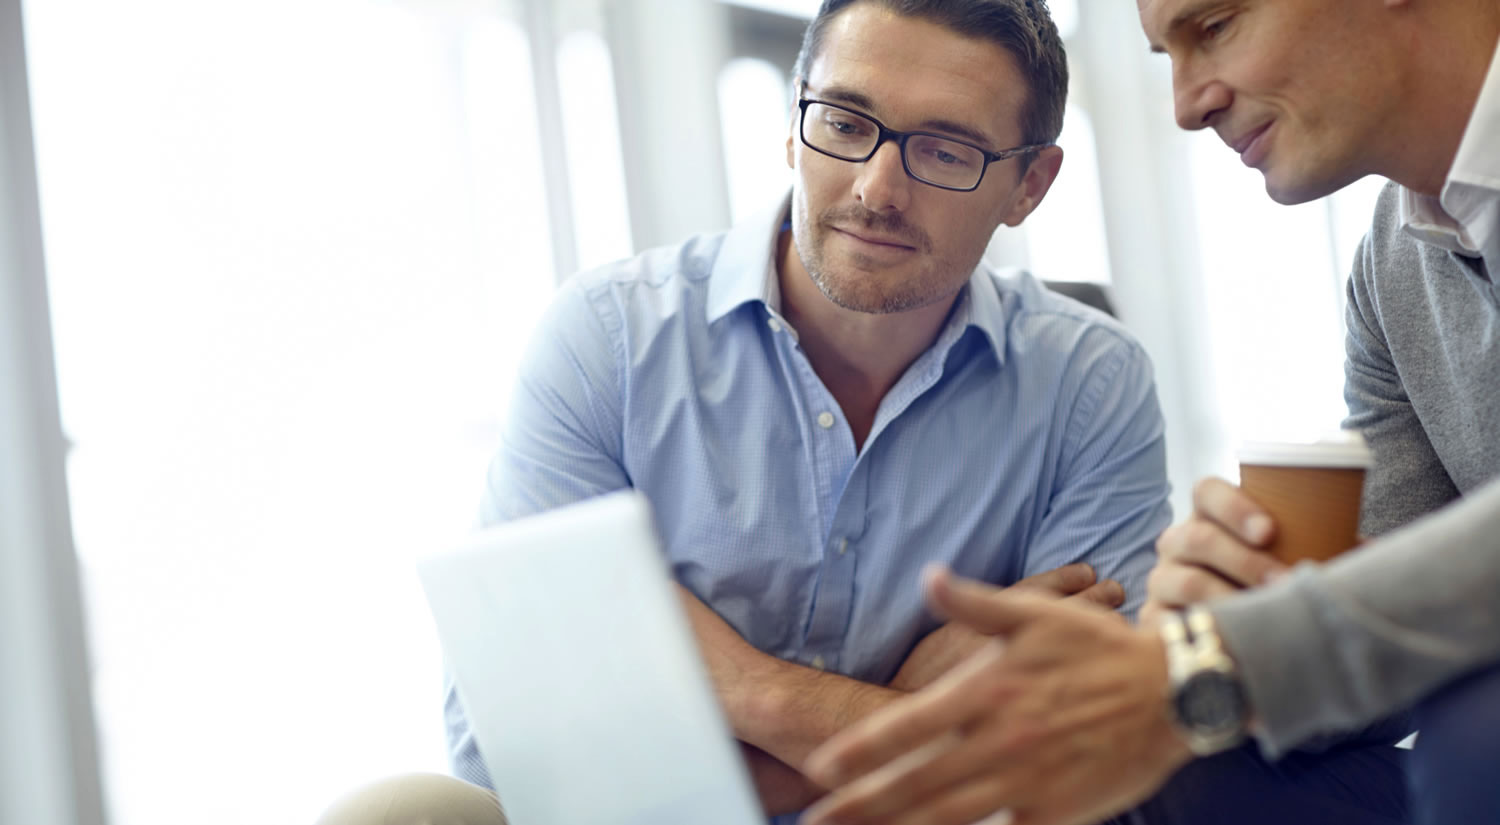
[1400,34,1500,269]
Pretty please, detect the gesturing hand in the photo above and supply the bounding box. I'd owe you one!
[801,567,1194,825]
[1142,477,1287,626]
[890,563,1124,692]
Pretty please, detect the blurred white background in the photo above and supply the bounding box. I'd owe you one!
[12,0,1385,823]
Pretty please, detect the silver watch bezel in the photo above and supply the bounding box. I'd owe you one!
[1160,607,1249,755]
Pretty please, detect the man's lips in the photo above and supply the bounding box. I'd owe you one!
[833,226,917,250]
[1227,122,1273,166]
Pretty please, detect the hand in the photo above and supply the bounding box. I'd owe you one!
[741,743,826,816]
[800,567,1194,825]
[1142,477,1287,626]
[890,564,1125,692]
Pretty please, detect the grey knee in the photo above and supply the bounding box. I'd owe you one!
[314,773,507,825]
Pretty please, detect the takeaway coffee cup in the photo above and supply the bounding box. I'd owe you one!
[1237,432,1373,565]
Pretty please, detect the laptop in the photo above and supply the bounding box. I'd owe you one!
[417,490,765,825]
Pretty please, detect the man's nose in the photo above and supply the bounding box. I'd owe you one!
[854,140,913,213]
[1173,66,1232,131]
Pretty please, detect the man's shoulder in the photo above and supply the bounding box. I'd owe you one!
[568,230,728,297]
[547,230,737,339]
[1354,181,1472,302]
[1360,180,1449,273]
[975,267,1146,363]
[1364,179,1410,253]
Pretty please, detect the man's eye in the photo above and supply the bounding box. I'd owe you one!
[922,146,971,167]
[826,116,870,136]
[1202,15,1233,40]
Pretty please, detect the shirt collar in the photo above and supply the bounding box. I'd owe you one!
[705,190,1010,365]
[706,194,789,324]
[1400,33,1500,267]
[956,264,1011,367]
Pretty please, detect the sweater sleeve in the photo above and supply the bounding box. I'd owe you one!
[1210,475,1500,758]
[1342,232,1460,536]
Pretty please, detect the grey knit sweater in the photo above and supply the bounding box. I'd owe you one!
[1212,181,1500,757]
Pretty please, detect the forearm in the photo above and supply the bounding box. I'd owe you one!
[677,586,902,767]
[1213,478,1500,757]
[742,658,903,767]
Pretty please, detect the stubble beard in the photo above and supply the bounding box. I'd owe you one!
[794,204,959,315]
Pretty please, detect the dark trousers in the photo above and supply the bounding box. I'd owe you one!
[1409,661,1500,825]
[1121,661,1500,825]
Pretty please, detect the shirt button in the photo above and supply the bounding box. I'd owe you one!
[767,317,782,333]
[817,411,834,429]
[811,655,826,670]
[838,538,849,555]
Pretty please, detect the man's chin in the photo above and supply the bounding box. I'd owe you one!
[817,282,904,315]
[815,276,931,316]
[1261,165,1352,206]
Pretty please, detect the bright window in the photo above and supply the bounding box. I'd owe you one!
[559,29,634,270]
[24,1,553,823]
[719,56,794,225]
[1024,104,1112,283]
[1189,130,1357,466]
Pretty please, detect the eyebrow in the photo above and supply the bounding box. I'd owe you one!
[810,86,998,149]
[1146,0,1224,54]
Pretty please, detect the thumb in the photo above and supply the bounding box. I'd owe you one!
[924,564,1066,636]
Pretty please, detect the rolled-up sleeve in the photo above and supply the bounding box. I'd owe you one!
[1019,333,1173,621]
[447,277,632,788]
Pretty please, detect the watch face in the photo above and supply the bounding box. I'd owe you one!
[1174,670,1248,734]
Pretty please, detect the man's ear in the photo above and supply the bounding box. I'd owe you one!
[1000,145,1064,227]
[786,79,803,169]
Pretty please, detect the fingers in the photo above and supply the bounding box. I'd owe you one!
[1150,477,1288,600]
[1138,598,1165,628]
[1010,562,1097,597]
[1065,578,1125,610]
[804,638,1008,787]
[804,758,1020,825]
[801,731,967,825]
[1144,559,1238,611]
[885,776,1017,825]
[943,563,1120,622]
[925,568,1077,635]
[1191,477,1275,547]
[1156,513,1286,590]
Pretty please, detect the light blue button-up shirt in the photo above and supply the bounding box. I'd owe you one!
[446,201,1172,812]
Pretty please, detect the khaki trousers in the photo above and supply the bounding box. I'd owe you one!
[315,773,508,825]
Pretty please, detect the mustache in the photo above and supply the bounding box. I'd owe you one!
[821,206,930,251]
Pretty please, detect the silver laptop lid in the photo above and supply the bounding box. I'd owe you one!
[418,490,764,825]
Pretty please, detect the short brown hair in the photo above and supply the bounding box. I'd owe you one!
[792,0,1068,149]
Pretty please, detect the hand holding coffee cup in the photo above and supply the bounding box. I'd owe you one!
[1144,433,1371,623]
[1237,432,1372,565]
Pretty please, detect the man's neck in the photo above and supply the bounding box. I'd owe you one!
[775,229,959,451]
[1384,15,1500,195]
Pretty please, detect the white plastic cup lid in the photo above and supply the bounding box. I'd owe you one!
[1238,431,1372,469]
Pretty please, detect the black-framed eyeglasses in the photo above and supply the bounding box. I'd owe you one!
[797,97,1051,192]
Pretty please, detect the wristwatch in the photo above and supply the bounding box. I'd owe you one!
[1159,606,1250,755]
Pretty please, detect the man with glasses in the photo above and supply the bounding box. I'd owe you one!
[318,2,1171,823]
